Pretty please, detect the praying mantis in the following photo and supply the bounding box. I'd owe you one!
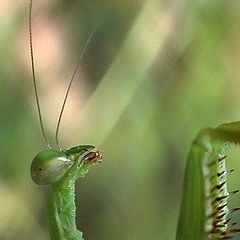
[28,0,102,239]
[28,0,240,240]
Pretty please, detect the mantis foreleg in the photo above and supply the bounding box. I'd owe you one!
[176,122,240,240]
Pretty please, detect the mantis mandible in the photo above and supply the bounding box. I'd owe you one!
[28,1,102,239]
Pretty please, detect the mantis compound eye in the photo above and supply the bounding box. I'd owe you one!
[31,149,73,185]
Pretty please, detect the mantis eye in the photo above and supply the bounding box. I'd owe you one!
[31,149,73,185]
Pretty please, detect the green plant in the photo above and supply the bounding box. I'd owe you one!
[176,122,240,240]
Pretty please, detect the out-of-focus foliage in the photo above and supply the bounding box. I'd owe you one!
[1,0,240,239]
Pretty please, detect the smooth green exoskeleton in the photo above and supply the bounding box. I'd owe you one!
[176,122,240,240]
[31,149,72,185]
[28,0,102,239]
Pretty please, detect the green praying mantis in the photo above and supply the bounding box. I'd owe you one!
[28,0,102,239]
[28,1,240,240]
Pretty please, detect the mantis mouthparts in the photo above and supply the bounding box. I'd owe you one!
[84,148,103,164]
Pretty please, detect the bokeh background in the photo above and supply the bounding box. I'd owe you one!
[1,0,240,239]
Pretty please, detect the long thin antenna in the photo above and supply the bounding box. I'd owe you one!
[29,0,50,147]
[55,27,97,148]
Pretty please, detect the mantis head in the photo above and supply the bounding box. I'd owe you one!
[31,145,103,185]
[31,149,73,185]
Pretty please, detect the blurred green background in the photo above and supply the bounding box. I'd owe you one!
[1,0,240,239]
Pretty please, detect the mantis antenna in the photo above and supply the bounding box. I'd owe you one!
[29,0,50,147]
[55,25,97,148]
[29,2,103,239]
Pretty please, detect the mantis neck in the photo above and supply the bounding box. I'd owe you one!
[48,178,84,240]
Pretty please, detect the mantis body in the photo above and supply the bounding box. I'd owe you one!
[28,1,102,239]
[31,146,102,240]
